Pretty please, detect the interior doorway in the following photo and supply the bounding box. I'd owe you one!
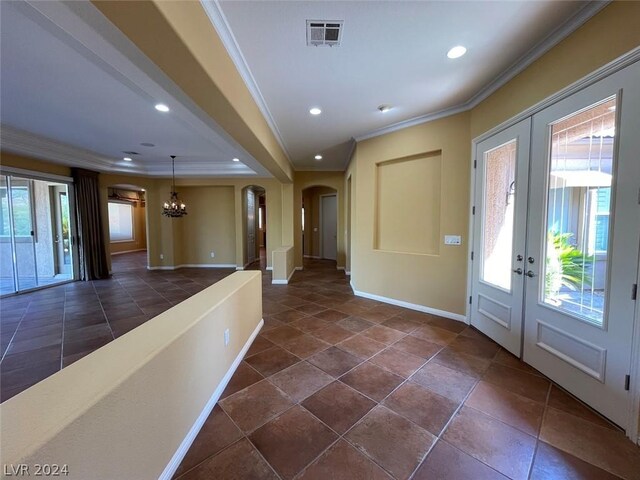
[242,185,266,269]
[470,61,640,430]
[106,185,148,272]
[301,186,337,261]
[0,171,78,295]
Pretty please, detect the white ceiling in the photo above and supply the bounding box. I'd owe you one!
[211,0,601,170]
[0,1,271,178]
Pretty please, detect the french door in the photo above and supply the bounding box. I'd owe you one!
[470,119,530,357]
[471,60,640,427]
[523,62,640,427]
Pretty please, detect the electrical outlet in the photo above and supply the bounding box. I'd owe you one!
[210,251,215,258]
[160,253,164,260]
[444,235,462,246]
[224,329,230,346]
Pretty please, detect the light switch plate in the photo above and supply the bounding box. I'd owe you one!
[444,235,462,245]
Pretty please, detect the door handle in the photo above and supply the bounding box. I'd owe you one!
[513,268,523,275]
[525,270,536,277]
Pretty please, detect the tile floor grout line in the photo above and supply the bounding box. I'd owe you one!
[0,301,30,364]
[91,281,116,342]
[60,288,67,370]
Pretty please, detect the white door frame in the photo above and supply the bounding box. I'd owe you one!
[466,48,640,441]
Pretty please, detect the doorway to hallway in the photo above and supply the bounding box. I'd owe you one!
[302,186,337,261]
[243,185,266,269]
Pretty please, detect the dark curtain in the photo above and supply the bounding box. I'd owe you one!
[72,168,110,280]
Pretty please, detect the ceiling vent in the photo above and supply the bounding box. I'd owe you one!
[306,20,343,47]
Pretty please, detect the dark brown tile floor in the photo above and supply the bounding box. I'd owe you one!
[0,252,237,402]
[1,252,639,479]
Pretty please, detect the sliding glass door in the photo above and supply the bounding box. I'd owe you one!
[0,172,77,295]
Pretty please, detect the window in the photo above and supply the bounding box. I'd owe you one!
[588,187,610,253]
[1,182,33,237]
[108,201,134,242]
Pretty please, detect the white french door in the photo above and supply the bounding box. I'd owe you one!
[470,119,530,356]
[523,61,640,427]
[471,60,640,428]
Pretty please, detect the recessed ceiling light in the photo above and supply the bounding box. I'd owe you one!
[315,154,323,160]
[140,142,155,147]
[309,107,322,115]
[155,103,170,112]
[447,45,467,59]
[233,158,240,162]
[123,157,132,162]
[378,105,392,113]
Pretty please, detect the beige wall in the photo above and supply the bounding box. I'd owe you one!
[0,271,262,480]
[179,186,236,266]
[272,245,295,284]
[0,151,72,177]
[350,113,471,316]
[177,178,290,270]
[470,1,640,138]
[294,171,345,268]
[302,186,337,258]
[346,1,640,318]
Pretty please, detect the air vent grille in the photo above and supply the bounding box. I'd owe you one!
[307,20,343,47]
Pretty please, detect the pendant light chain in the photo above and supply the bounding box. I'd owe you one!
[162,155,187,217]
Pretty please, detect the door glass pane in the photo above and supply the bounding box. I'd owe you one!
[543,97,616,325]
[11,177,37,290]
[482,139,517,291]
[0,176,16,295]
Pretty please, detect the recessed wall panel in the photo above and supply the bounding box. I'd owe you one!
[375,151,441,255]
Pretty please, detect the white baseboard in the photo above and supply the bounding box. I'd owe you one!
[159,318,264,480]
[266,266,273,271]
[345,270,351,275]
[337,266,345,271]
[272,267,296,285]
[179,264,237,269]
[111,249,146,256]
[351,286,467,323]
[295,267,303,271]
[303,255,321,259]
[147,264,236,271]
[235,266,244,271]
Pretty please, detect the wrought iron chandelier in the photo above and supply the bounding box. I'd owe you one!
[162,155,187,217]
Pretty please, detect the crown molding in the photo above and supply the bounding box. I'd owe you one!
[355,0,609,143]
[1,125,120,171]
[464,0,610,109]
[200,0,293,163]
[0,125,260,177]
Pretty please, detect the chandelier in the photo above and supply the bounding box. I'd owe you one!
[162,155,187,217]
